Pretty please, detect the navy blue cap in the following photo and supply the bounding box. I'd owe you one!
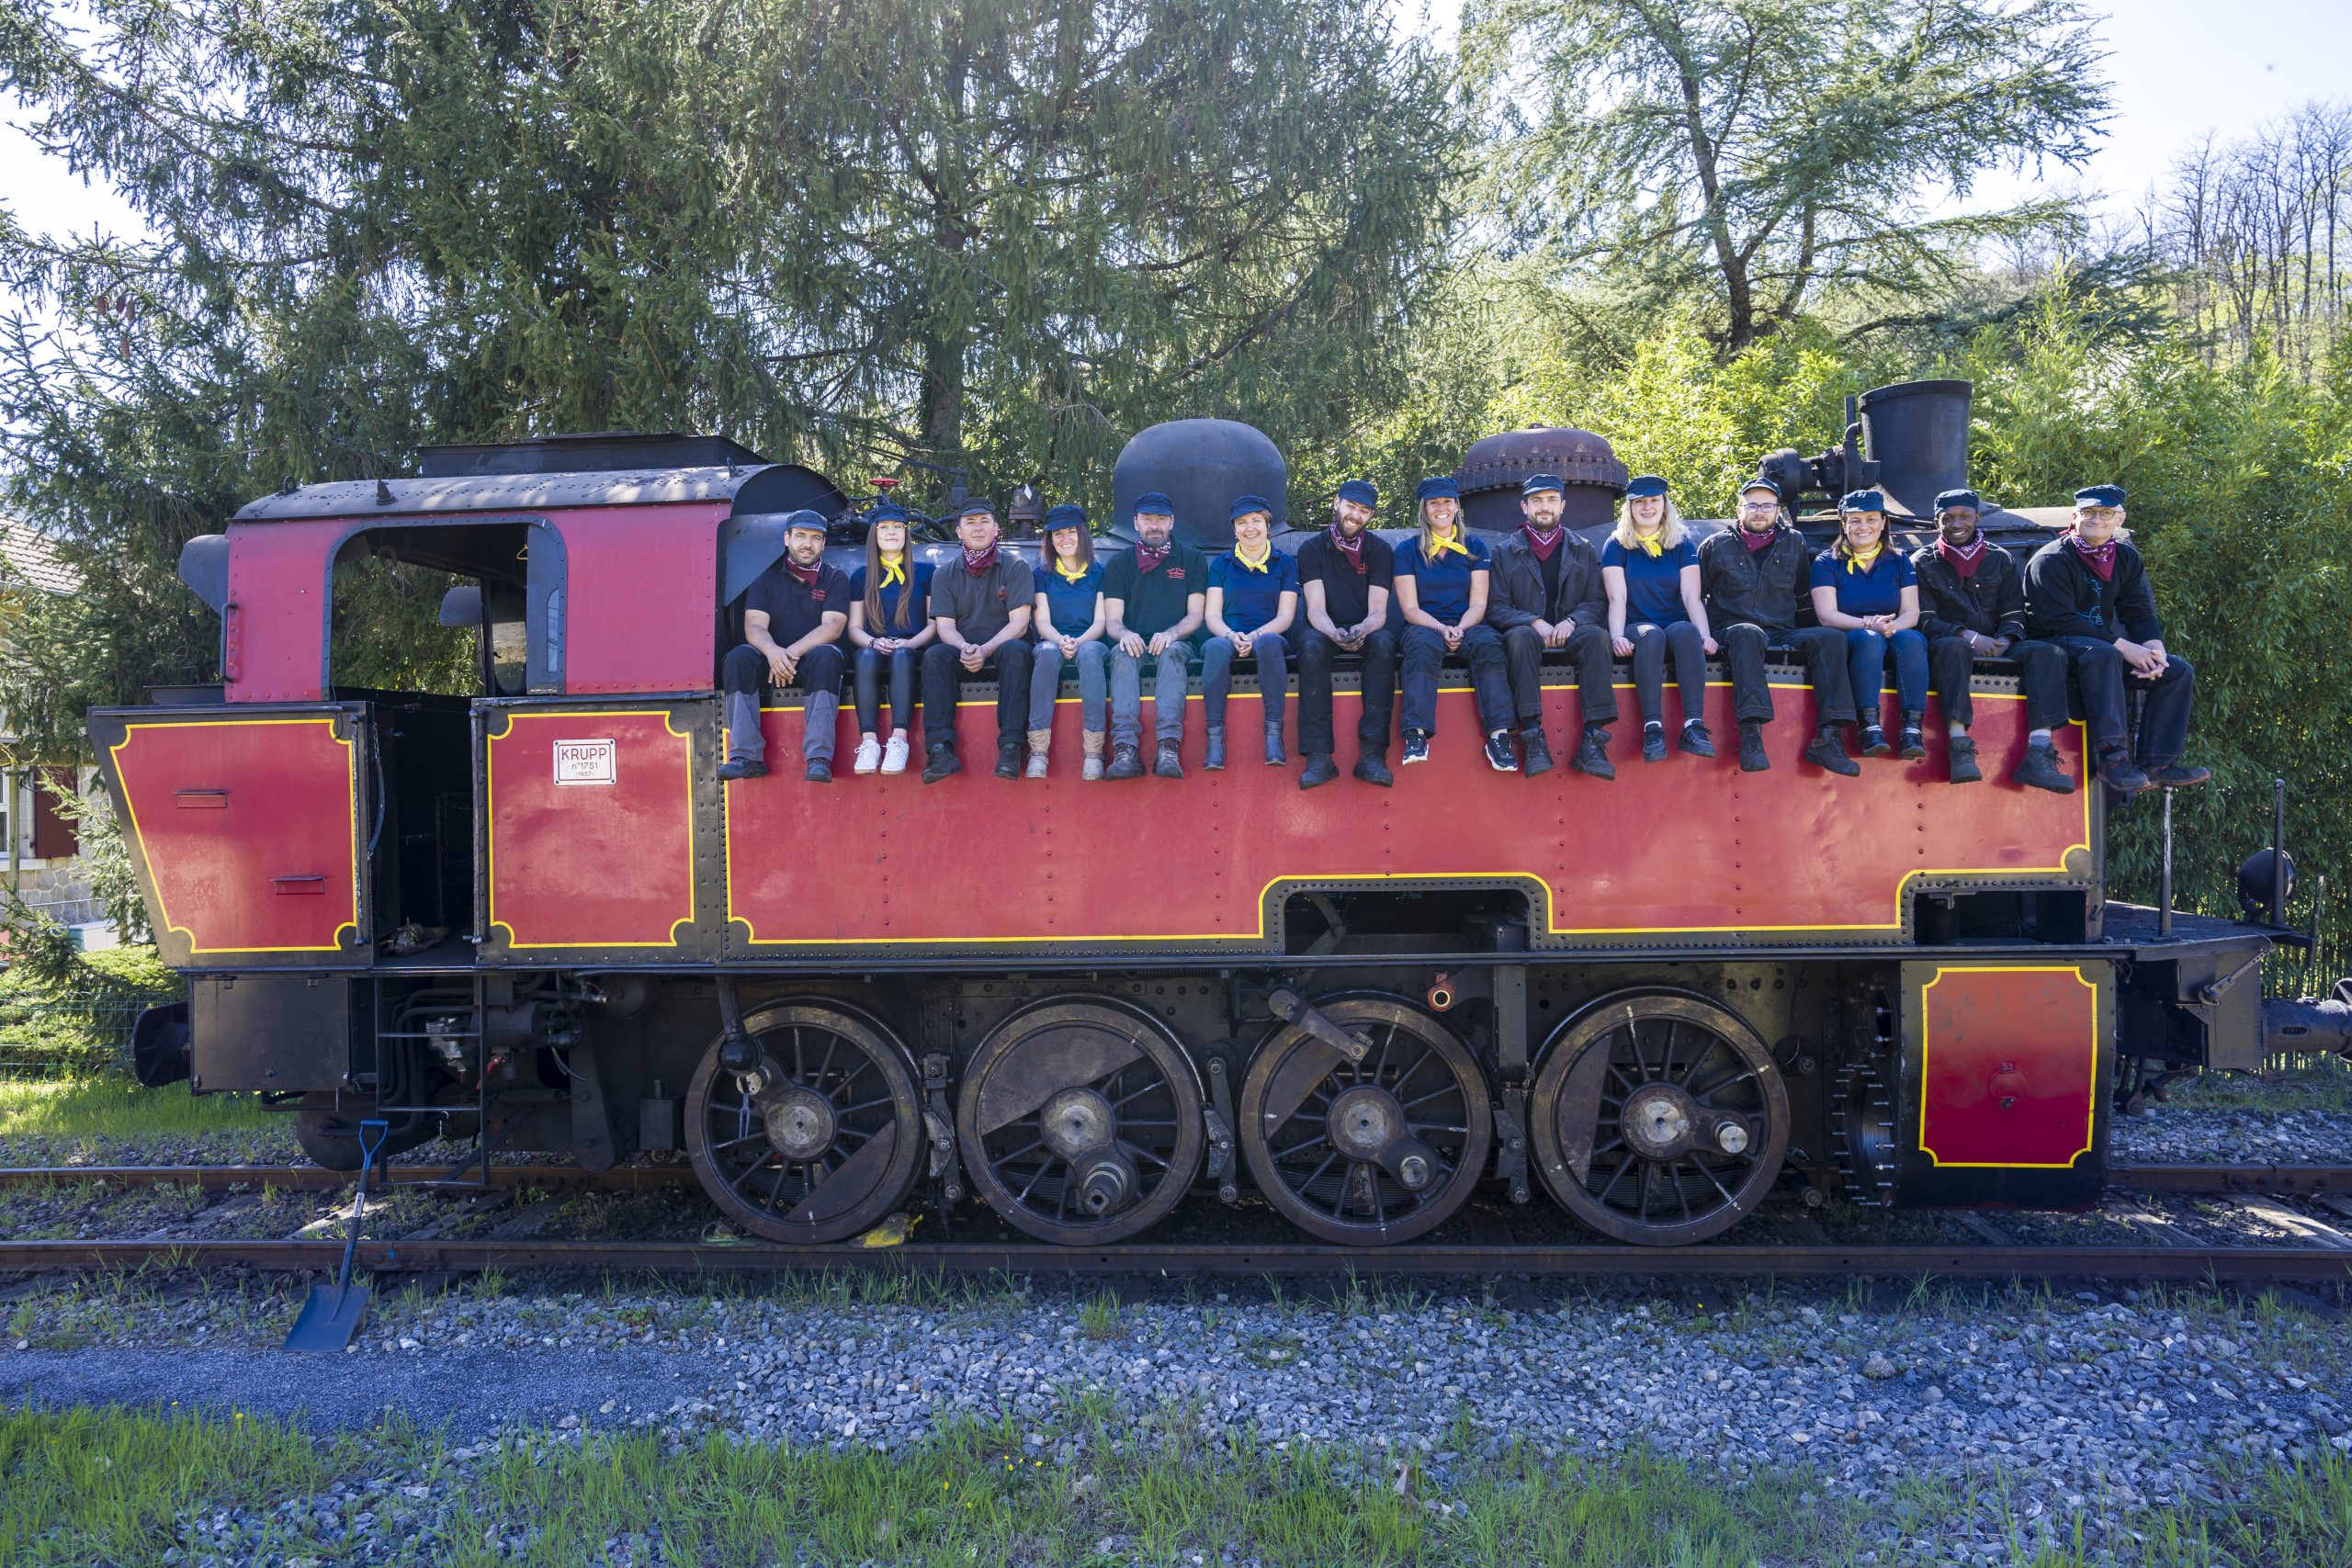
[1519,473,1563,497]
[865,502,909,525]
[2075,484,2126,509]
[1133,491,1174,517]
[1336,479,1378,509]
[1935,488,1983,513]
[1044,502,1089,532]
[1417,476,1461,502]
[1228,493,1274,522]
[784,508,829,534]
[954,496,996,519]
[1624,475,1668,499]
[1838,489,1886,513]
[1738,478,1781,498]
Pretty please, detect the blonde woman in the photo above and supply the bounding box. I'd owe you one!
[1601,476,1716,762]
[1392,476,1517,770]
[1807,489,1928,761]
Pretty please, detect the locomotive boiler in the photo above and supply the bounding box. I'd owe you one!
[93,383,2351,1250]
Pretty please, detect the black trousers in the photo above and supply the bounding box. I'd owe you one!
[919,639,1034,751]
[1399,623,1512,738]
[1296,626,1398,758]
[2052,636,2196,764]
[1927,637,2071,733]
[1626,621,1706,726]
[1714,623,1854,727]
[1499,623,1618,729]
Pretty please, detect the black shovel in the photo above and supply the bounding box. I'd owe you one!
[285,1117,389,1352]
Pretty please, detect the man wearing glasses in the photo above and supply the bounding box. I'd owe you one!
[1697,478,1860,774]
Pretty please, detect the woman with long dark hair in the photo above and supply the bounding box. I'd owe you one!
[845,503,937,775]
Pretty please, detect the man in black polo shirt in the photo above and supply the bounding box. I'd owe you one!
[1697,479,1859,776]
[1487,473,1611,780]
[920,498,1036,783]
[718,509,851,783]
[1102,491,1209,780]
[1294,478,1397,788]
[1910,488,2075,792]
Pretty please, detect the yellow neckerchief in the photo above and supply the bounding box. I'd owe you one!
[1634,527,1664,558]
[1234,543,1273,573]
[1425,525,1471,560]
[1844,540,1884,574]
[878,550,907,589]
[1054,554,1091,584]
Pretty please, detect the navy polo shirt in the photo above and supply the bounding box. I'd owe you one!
[1036,558,1106,637]
[1601,537,1698,626]
[744,560,852,646]
[1208,548,1299,634]
[1396,533,1490,622]
[1810,547,1917,618]
[848,558,936,637]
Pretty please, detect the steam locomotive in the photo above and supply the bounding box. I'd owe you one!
[98,380,2351,1249]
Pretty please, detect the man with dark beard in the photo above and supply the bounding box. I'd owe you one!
[1487,473,1615,779]
[1102,491,1209,780]
[1909,489,2075,793]
[1697,479,1859,776]
[1294,479,1399,788]
[718,510,851,783]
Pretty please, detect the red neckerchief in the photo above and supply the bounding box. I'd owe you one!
[1329,522,1366,574]
[784,557,821,586]
[1739,525,1776,555]
[1135,539,1170,574]
[2068,532,2118,582]
[1520,523,1564,562]
[961,542,1000,576]
[1938,534,1989,580]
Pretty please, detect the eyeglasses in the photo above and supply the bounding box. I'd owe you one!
[1737,501,1777,512]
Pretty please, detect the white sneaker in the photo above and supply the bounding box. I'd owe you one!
[853,735,883,775]
[880,735,910,774]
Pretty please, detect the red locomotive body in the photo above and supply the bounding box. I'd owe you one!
[90,401,2346,1250]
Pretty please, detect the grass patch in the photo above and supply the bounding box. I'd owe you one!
[0,1075,276,1145]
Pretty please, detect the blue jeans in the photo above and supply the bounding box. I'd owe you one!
[1843,627,1929,723]
[1110,641,1193,747]
[1200,631,1290,729]
[1029,638,1110,733]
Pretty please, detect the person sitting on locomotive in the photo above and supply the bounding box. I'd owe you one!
[1295,478,1398,789]
[1025,502,1110,781]
[1697,479,1859,778]
[1909,488,2075,794]
[1601,476,1716,763]
[1394,476,1517,771]
[1808,490,1930,761]
[2023,485,2207,795]
[845,502,936,777]
[1102,491,1209,780]
[1200,495,1300,771]
[919,497,1037,784]
[1487,472,1613,781]
[718,510,851,784]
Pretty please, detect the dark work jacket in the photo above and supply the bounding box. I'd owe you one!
[2023,536,2163,643]
[1487,529,1607,632]
[1908,541,2028,643]
[1697,524,1812,632]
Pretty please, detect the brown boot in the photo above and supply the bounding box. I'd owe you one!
[1023,728,1051,780]
[1082,729,1106,783]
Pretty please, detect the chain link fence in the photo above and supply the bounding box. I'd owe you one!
[0,992,160,1081]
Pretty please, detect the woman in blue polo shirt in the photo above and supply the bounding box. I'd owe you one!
[846,503,937,775]
[1200,495,1300,770]
[1026,503,1110,780]
[1808,489,1929,760]
[1393,477,1518,770]
[1601,477,1717,762]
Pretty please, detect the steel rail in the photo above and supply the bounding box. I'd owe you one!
[1,1236,2349,1282]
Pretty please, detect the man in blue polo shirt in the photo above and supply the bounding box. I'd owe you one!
[1102,491,1210,779]
[1395,477,1515,770]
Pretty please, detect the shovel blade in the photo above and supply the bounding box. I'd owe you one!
[283,1283,371,1352]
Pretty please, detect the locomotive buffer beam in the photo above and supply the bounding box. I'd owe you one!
[1267,988,1371,1065]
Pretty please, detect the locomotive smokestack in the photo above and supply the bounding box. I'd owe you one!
[1858,380,1973,519]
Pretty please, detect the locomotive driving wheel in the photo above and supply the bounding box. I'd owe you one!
[1238,995,1492,1246]
[956,998,1205,1245]
[1529,989,1789,1247]
[684,1001,924,1245]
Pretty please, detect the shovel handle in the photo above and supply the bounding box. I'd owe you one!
[335,1119,391,1292]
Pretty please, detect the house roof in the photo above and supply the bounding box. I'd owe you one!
[0,516,79,596]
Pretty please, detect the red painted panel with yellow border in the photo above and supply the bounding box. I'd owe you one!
[1917,964,2103,1168]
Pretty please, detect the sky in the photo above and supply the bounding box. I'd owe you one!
[4,2,2350,244]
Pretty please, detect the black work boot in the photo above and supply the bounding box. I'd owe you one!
[2011,740,2075,795]
[1299,753,1340,790]
[717,755,768,782]
[1946,735,1982,784]
[2095,746,2151,795]
[1737,721,1769,773]
[2144,761,2211,788]
[922,745,962,784]
[1804,724,1860,777]
[1641,722,1667,763]
[1353,750,1394,786]
[1204,725,1227,772]
[994,740,1023,780]
[1572,727,1615,780]
[1521,726,1554,779]
[1679,721,1714,758]
[1898,711,1928,761]
[1154,740,1184,779]
[805,757,833,784]
[1859,722,1891,758]
[1104,741,1145,781]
